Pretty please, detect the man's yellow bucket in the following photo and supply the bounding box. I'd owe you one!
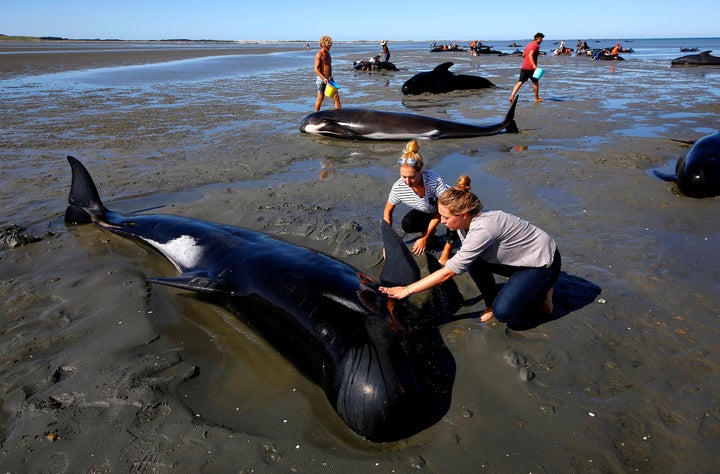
[325,80,340,98]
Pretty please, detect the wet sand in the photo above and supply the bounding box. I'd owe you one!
[1,41,720,472]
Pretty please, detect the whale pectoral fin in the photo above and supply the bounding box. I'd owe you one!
[150,275,233,295]
[319,120,364,139]
[379,220,421,287]
[652,169,678,182]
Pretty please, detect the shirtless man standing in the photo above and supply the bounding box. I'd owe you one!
[314,35,341,112]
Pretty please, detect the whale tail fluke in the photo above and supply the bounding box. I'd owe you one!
[504,95,519,134]
[65,156,109,224]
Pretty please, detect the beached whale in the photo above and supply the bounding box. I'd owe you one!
[353,58,399,71]
[64,156,460,442]
[402,62,496,95]
[671,50,720,67]
[654,131,720,198]
[299,95,518,140]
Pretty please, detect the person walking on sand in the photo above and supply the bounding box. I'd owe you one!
[383,140,451,256]
[509,32,545,103]
[314,35,341,112]
[380,186,561,331]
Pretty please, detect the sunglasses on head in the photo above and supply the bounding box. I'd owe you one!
[398,157,418,166]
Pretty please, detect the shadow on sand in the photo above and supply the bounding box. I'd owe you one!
[427,271,602,331]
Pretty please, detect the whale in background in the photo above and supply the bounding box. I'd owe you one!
[299,96,519,140]
[402,62,496,95]
[671,51,720,67]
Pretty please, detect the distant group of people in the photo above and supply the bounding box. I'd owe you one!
[576,39,590,54]
[314,32,549,110]
[310,34,562,328]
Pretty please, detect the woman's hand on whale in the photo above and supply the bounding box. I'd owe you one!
[379,286,412,300]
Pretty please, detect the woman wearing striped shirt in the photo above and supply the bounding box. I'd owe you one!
[383,140,450,256]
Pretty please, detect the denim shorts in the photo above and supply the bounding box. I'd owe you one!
[316,76,334,93]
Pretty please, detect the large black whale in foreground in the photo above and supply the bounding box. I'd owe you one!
[64,156,459,442]
[654,131,720,198]
[671,50,720,66]
[402,62,496,95]
[300,95,518,140]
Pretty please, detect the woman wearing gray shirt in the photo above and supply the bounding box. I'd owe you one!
[380,187,561,329]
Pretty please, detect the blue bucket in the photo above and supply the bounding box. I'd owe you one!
[532,68,545,80]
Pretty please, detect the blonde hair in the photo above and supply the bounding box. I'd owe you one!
[320,35,333,47]
[455,175,471,192]
[439,177,482,217]
[398,140,424,170]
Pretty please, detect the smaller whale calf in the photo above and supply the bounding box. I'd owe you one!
[654,131,720,198]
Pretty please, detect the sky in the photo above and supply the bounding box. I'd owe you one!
[2,1,718,42]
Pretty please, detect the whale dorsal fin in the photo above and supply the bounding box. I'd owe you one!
[434,62,454,73]
[379,220,421,287]
[65,156,108,224]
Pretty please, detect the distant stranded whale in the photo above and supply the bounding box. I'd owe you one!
[64,156,461,442]
[402,62,496,95]
[299,96,519,140]
[671,50,720,66]
[654,131,720,198]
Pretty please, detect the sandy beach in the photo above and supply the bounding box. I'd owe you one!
[1,40,720,472]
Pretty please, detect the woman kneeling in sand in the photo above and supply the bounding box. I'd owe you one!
[380,186,561,329]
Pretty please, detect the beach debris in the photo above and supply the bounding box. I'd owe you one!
[503,349,527,367]
[410,455,427,469]
[0,224,43,250]
[52,364,77,383]
[263,444,282,463]
[519,367,535,381]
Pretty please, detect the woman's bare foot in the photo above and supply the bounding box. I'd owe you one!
[539,287,554,313]
[535,97,544,102]
[480,308,494,322]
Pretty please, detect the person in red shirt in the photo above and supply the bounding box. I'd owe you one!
[509,32,545,103]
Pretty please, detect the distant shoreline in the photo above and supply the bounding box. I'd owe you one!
[0,34,386,45]
[2,33,718,45]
